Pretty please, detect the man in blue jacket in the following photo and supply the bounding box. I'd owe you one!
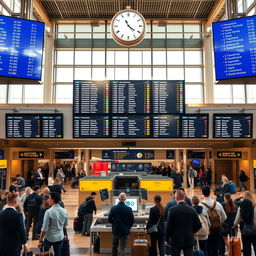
[108,192,134,256]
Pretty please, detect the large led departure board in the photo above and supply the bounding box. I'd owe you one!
[214,114,253,138]
[152,80,185,114]
[112,116,151,138]
[73,80,110,114]
[181,114,209,138]
[0,16,45,80]
[6,114,63,138]
[213,16,256,80]
[153,115,180,138]
[73,115,110,138]
[111,80,150,114]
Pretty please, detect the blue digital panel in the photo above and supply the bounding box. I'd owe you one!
[212,17,256,80]
[111,163,152,172]
[0,16,45,80]
[102,150,154,160]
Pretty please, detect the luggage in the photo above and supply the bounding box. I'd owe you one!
[228,233,241,256]
[132,239,149,256]
[71,180,78,188]
[228,182,237,194]
[73,216,83,233]
[201,201,221,230]
[93,235,100,253]
[61,237,70,256]
[192,236,204,256]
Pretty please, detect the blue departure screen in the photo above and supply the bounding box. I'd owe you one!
[213,17,256,80]
[0,16,44,80]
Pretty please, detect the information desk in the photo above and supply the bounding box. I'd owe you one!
[90,212,150,255]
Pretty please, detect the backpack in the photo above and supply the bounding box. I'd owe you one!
[228,182,237,194]
[195,213,209,237]
[27,195,39,213]
[201,201,221,230]
[77,201,87,216]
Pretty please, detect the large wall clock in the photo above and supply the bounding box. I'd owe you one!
[110,7,146,47]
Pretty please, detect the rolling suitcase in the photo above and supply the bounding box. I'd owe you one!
[228,231,241,256]
[132,239,149,256]
[73,216,83,233]
[192,236,204,256]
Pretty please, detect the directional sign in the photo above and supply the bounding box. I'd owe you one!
[216,151,242,159]
[19,151,44,159]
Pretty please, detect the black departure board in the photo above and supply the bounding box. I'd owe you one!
[73,115,110,138]
[111,80,150,114]
[73,80,110,114]
[112,116,151,138]
[6,114,63,138]
[181,114,209,138]
[214,114,253,138]
[152,80,185,114]
[153,115,180,138]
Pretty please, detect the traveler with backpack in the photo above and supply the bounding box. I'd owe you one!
[192,195,210,256]
[82,192,97,236]
[238,170,249,192]
[24,185,43,240]
[201,186,227,256]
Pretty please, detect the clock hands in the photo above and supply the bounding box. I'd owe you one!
[125,20,135,32]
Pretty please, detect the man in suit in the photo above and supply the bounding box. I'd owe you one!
[0,192,27,256]
[108,192,134,256]
[166,190,202,256]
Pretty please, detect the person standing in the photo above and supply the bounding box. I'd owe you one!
[108,192,134,256]
[238,170,249,191]
[16,174,26,194]
[33,167,44,187]
[188,166,197,189]
[146,195,165,256]
[9,178,18,193]
[24,185,42,240]
[205,168,212,186]
[38,192,68,256]
[171,169,183,189]
[56,168,66,193]
[165,190,202,256]
[0,193,27,256]
[82,192,97,236]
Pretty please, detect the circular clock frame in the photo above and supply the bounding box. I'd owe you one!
[110,8,147,47]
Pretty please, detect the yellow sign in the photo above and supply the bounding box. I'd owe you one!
[253,160,256,169]
[79,180,112,191]
[0,160,7,169]
[140,180,173,191]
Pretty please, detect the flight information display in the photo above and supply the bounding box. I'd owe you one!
[73,80,110,114]
[112,116,151,138]
[111,80,150,114]
[6,114,63,138]
[153,115,180,138]
[152,80,185,114]
[73,115,110,138]
[181,114,209,138]
[213,16,256,80]
[214,114,253,138]
[0,16,45,80]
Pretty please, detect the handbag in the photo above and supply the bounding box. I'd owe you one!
[242,223,256,238]
[147,216,162,234]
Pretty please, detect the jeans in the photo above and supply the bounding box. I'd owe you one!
[82,213,93,235]
[170,247,193,256]
[199,240,208,256]
[188,177,194,188]
[207,229,221,256]
[149,233,165,256]
[112,235,128,256]
[239,181,248,191]
[42,238,63,256]
[26,211,39,238]
[242,235,256,256]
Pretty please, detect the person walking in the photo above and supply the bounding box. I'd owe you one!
[16,174,26,194]
[188,166,197,189]
[108,192,134,256]
[165,190,202,256]
[38,192,68,256]
[238,170,249,191]
[171,169,183,189]
[146,195,165,256]
[0,193,27,256]
[56,168,66,193]
[205,168,212,186]
[82,192,97,236]
[24,185,42,240]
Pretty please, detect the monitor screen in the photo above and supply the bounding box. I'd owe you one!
[0,16,45,80]
[212,16,256,80]
[114,197,138,212]
[100,188,109,201]
[191,159,200,165]
[140,188,148,200]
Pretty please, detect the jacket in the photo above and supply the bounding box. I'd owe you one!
[166,202,202,248]
[23,192,43,213]
[84,196,97,214]
[108,201,134,236]
[0,208,27,254]
[146,206,165,235]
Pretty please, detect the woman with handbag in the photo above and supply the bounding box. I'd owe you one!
[146,195,165,256]
[234,191,256,256]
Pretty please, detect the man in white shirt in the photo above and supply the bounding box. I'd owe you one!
[200,186,227,256]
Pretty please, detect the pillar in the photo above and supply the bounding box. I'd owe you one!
[183,149,187,188]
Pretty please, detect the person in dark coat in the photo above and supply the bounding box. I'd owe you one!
[0,192,27,256]
[238,170,249,191]
[165,190,202,256]
[205,168,212,186]
[171,169,183,189]
[108,192,134,256]
[146,195,165,256]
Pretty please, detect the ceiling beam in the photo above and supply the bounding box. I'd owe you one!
[33,0,53,29]
[205,0,225,27]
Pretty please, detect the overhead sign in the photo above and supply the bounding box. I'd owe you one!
[188,151,205,159]
[55,151,75,159]
[0,160,7,169]
[19,151,44,159]
[217,151,242,159]
[0,150,4,160]
[166,150,175,159]
[111,163,152,172]
[102,150,154,160]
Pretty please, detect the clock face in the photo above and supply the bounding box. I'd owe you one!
[111,9,146,45]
